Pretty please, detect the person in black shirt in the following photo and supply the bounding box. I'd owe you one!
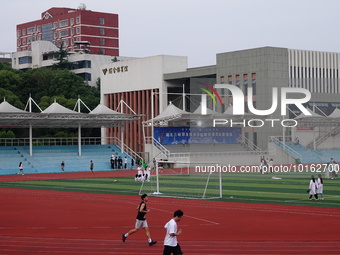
[122,194,157,246]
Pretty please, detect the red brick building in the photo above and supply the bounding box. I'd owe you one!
[16,4,119,56]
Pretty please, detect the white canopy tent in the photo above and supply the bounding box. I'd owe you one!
[0,97,142,156]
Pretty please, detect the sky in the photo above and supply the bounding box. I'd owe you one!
[2,0,340,68]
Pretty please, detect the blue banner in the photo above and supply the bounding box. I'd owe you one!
[154,127,241,145]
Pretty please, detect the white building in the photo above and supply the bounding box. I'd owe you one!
[12,41,131,86]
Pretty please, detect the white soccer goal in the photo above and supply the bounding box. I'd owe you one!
[139,159,222,200]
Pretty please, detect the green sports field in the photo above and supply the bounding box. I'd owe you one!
[1,171,339,208]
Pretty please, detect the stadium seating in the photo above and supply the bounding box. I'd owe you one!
[278,142,339,164]
[0,145,135,175]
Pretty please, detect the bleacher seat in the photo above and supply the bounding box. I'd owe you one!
[0,145,135,175]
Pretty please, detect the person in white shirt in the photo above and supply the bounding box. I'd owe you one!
[308,175,318,200]
[135,164,143,182]
[316,174,324,200]
[163,209,184,255]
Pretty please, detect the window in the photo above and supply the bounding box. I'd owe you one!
[76,27,80,34]
[61,39,68,47]
[228,75,232,84]
[27,27,35,34]
[28,36,35,43]
[71,28,74,35]
[37,25,41,32]
[99,48,105,54]
[71,60,91,69]
[17,39,21,46]
[54,22,58,29]
[251,73,256,95]
[17,30,21,37]
[54,32,58,39]
[60,29,68,37]
[22,29,26,35]
[235,75,240,86]
[100,38,105,45]
[76,16,80,24]
[23,38,26,44]
[77,72,92,81]
[70,18,74,25]
[100,28,105,35]
[59,19,68,27]
[19,56,32,64]
[37,35,41,40]
[100,17,105,25]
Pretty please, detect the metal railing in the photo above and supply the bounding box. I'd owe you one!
[239,137,262,152]
[0,137,142,162]
[307,125,340,149]
[269,136,302,160]
[144,136,170,158]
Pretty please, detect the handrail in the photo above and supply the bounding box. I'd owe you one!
[239,137,262,152]
[309,125,340,148]
[0,137,142,161]
[269,136,302,160]
[145,136,170,158]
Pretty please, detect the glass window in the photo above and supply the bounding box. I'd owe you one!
[22,29,26,35]
[100,38,105,45]
[27,27,35,34]
[76,27,80,34]
[60,30,68,37]
[59,19,68,27]
[17,39,21,46]
[19,56,32,64]
[37,25,41,32]
[54,22,58,28]
[71,28,74,35]
[100,28,105,35]
[17,30,21,37]
[61,39,68,47]
[70,18,74,25]
[100,17,105,25]
[28,36,35,43]
[76,16,80,24]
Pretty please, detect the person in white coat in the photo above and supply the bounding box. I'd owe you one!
[316,174,324,200]
[308,175,318,200]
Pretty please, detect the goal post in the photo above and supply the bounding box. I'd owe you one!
[139,159,222,200]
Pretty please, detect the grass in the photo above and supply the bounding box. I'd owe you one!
[0,171,339,208]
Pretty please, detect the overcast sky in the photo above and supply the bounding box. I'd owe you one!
[2,0,340,67]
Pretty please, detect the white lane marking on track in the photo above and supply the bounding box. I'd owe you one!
[149,207,219,225]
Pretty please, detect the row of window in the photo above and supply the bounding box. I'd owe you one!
[18,16,106,37]
[220,73,257,96]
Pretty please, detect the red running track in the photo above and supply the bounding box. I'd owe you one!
[1,171,340,254]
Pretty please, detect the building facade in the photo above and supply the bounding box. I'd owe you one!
[16,4,119,56]
[101,47,340,154]
[12,41,131,87]
[100,55,188,155]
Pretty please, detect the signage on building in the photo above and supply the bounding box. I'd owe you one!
[102,66,128,75]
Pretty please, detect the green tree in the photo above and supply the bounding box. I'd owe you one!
[18,68,57,103]
[0,88,25,109]
[0,70,22,92]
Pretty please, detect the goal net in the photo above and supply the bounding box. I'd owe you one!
[139,159,222,200]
